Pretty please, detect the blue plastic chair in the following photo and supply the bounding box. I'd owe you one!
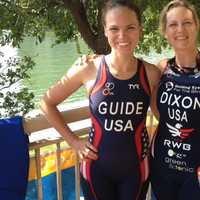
[0,116,29,200]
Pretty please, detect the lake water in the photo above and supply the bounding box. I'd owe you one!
[18,33,173,106]
[18,33,91,105]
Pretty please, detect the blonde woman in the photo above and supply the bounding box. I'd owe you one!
[151,1,200,199]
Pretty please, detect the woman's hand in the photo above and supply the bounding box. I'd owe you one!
[71,137,98,161]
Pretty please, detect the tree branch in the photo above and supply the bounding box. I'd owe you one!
[62,0,97,51]
[0,78,21,90]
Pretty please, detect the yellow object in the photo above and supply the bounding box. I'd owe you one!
[29,149,76,181]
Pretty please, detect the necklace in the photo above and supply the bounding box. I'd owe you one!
[175,63,199,74]
[174,51,200,74]
[176,63,197,72]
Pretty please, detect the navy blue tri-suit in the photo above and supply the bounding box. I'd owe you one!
[151,57,200,200]
[80,56,151,200]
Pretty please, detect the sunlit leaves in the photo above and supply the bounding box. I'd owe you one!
[1,0,200,52]
[1,88,34,118]
[0,51,35,118]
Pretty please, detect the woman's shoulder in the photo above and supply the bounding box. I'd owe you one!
[138,58,161,89]
[139,59,161,75]
[157,58,169,73]
[67,55,102,77]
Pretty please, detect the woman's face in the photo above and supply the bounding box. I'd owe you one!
[104,6,141,56]
[164,6,198,51]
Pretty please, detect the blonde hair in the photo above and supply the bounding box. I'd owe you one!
[159,0,199,35]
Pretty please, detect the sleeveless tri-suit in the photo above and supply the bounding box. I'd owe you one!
[151,58,200,200]
[80,56,151,200]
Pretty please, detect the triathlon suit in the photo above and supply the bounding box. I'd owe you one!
[80,56,151,200]
[151,57,200,200]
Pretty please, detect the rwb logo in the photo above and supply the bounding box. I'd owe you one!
[166,122,194,141]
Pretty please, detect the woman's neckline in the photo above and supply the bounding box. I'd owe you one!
[104,55,138,80]
[174,50,200,74]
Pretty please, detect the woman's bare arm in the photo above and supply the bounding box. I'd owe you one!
[40,58,98,160]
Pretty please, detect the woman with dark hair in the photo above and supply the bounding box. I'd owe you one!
[40,0,160,199]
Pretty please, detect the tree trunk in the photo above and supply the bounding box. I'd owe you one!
[63,0,110,54]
